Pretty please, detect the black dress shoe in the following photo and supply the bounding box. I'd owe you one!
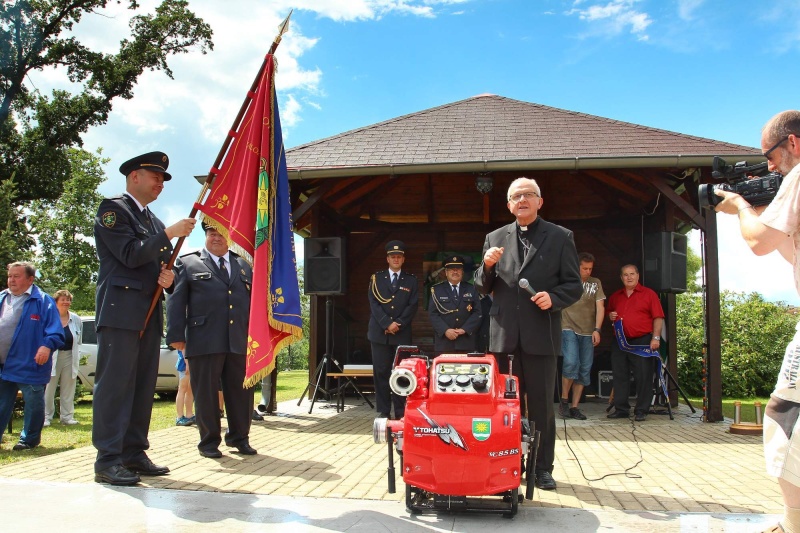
[534,470,557,490]
[95,465,141,486]
[252,410,264,421]
[231,442,257,455]
[634,413,647,422]
[607,410,629,419]
[124,457,170,476]
[199,448,223,458]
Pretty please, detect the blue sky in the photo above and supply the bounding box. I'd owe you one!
[32,0,800,303]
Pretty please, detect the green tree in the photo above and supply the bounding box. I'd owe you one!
[30,148,106,310]
[676,290,795,396]
[0,172,34,281]
[686,245,702,293]
[0,0,213,205]
[277,263,310,371]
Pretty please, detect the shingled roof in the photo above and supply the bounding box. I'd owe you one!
[286,94,761,178]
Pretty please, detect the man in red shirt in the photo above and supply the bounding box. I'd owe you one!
[606,264,664,422]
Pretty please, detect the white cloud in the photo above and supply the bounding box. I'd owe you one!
[281,94,303,130]
[566,0,653,41]
[24,0,456,148]
[677,0,706,21]
[267,0,436,21]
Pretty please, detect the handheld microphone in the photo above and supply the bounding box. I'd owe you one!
[518,278,537,296]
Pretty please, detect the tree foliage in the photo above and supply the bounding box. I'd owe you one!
[0,0,213,203]
[0,172,34,277]
[30,147,106,309]
[676,290,796,397]
[686,244,702,293]
[277,262,310,371]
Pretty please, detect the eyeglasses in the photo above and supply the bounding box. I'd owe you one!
[508,191,539,203]
[764,136,790,160]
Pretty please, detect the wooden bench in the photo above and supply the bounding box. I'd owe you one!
[327,368,375,413]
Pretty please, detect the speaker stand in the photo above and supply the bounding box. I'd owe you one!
[297,296,342,414]
[651,363,696,420]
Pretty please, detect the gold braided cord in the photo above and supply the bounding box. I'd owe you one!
[370,273,393,304]
[429,286,458,314]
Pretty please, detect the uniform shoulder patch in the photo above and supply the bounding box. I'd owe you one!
[101,211,117,228]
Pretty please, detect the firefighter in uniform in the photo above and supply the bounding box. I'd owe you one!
[367,240,418,419]
[428,255,483,355]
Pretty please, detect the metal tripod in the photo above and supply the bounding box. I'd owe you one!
[653,362,696,420]
[297,297,342,413]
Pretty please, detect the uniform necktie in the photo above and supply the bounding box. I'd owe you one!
[219,257,230,283]
[391,272,398,291]
[144,208,155,234]
[452,284,459,300]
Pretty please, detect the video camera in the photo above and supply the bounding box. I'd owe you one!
[698,156,783,210]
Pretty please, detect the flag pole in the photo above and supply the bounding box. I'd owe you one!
[140,10,293,337]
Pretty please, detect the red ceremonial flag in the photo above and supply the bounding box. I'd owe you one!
[197,51,303,387]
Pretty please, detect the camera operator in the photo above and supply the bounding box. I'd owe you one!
[714,110,800,533]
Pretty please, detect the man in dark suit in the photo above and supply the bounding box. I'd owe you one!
[167,223,256,458]
[368,240,418,419]
[93,151,196,486]
[428,255,482,354]
[474,177,582,491]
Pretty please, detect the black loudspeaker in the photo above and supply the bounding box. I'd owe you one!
[644,232,687,293]
[304,237,345,295]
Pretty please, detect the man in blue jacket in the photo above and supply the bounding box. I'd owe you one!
[0,262,64,450]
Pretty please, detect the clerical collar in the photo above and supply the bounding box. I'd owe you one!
[517,218,540,233]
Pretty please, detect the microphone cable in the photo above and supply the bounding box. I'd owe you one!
[544,302,645,482]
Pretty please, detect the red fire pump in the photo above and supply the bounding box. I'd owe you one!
[373,352,540,517]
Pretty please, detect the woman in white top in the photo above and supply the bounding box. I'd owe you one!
[44,289,82,426]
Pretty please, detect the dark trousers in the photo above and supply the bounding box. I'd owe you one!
[92,323,161,472]
[611,334,655,415]
[188,352,252,452]
[497,350,557,474]
[370,342,406,418]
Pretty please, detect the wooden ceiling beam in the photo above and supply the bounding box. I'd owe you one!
[582,169,651,202]
[619,170,706,231]
[326,176,363,199]
[292,180,336,230]
[358,176,407,219]
[329,176,389,212]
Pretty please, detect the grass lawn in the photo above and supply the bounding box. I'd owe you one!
[0,370,309,467]
[689,396,771,423]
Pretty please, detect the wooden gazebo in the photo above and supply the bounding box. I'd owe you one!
[285,94,762,422]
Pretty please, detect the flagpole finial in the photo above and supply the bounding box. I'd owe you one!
[271,10,292,52]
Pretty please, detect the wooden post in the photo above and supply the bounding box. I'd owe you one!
[703,209,723,422]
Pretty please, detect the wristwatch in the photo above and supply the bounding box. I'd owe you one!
[653,336,661,341]
[593,328,601,332]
